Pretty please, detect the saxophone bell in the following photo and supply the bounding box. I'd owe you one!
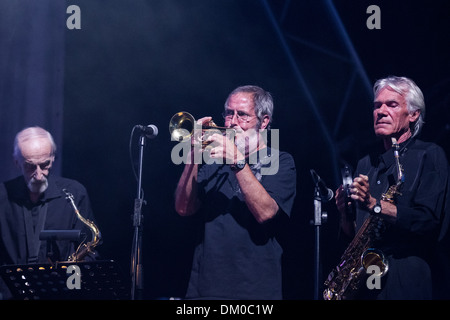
[361,248,389,277]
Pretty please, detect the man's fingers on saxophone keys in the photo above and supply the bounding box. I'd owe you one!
[350,187,361,201]
[349,174,371,202]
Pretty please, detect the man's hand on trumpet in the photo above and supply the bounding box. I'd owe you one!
[205,130,244,165]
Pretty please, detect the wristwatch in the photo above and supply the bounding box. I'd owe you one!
[231,159,246,171]
[372,200,382,215]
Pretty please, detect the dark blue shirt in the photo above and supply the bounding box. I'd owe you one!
[185,149,296,299]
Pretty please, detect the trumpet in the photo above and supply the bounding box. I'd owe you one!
[169,111,231,148]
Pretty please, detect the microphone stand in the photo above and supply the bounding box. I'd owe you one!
[131,134,146,300]
[311,173,328,300]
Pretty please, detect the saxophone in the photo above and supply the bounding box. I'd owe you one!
[323,137,403,300]
[63,189,102,262]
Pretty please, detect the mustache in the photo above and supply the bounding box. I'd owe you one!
[28,176,49,193]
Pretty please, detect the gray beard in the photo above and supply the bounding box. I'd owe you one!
[235,129,260,156]
[28,177,49,194]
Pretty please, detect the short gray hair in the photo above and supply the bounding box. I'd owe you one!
[13,126,57,160]
[225,85,274,129]
[373,76,425,138]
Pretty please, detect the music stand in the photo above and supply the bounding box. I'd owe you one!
[0,260,130,300]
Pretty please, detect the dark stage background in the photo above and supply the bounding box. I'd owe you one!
[1,0,449,299]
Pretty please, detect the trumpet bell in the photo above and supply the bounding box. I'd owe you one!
[169,111,231,150]
[169,111,195,142]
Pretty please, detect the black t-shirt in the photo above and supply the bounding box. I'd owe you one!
[185,148,296,299]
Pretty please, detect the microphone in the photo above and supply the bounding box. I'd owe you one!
[136,124,158,139]
[310,169,334,202]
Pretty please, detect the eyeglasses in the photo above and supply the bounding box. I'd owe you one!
[222,110,255,123]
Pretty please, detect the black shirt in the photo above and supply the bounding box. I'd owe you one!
[354,138,449,299]
[185,149,296,300]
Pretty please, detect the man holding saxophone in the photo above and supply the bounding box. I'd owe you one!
[332,76,449,299]
[0,126,99,299]
[174,85,296,299]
